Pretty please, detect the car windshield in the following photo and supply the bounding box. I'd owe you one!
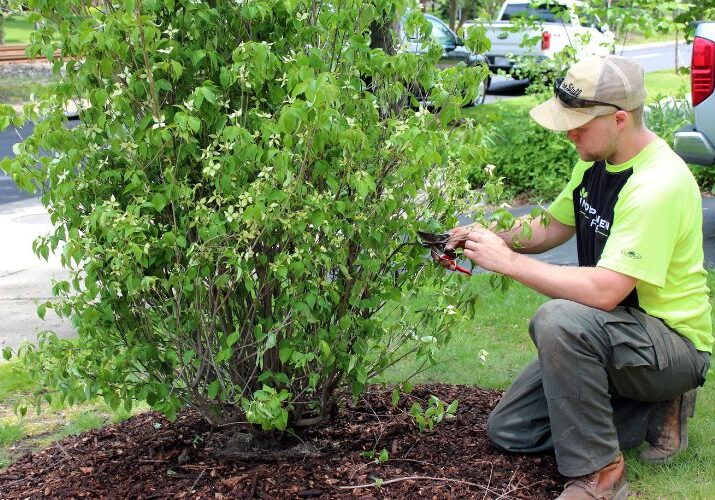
[429,18,456,46]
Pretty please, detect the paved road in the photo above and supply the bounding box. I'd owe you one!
[616,41,692,73]
[1,123,73,353]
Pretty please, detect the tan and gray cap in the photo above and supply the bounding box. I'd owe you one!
[530,55,647,131]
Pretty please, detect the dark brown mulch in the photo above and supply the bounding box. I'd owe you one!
[0,384,563,499]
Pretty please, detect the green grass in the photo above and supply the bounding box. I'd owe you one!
[644,69,690,100]
[0,421,25,447]
[0,360,147,470]
[1,15,37,45]
[382,276,547,389]
[0,77,56,106]
[60,409,106,437]
[0,361,36,402]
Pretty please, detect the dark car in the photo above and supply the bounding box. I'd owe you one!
[402,14,489,105]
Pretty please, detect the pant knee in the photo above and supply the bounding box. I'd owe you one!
[529,299,601,350]
[486,407,510,450]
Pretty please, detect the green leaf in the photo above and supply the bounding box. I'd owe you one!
[2,346,11,361]
[37,302,47,320]
[279,347,293,364]
[151,193,167,211]
[202,87,217,104]
[226,332,240,348]
[207,380,220,400]
[171,60,184,79]
[391,388,400,406]
[215,347,232,364]
[378,448,389,463]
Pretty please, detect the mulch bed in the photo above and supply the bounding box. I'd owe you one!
[0,384,563,499]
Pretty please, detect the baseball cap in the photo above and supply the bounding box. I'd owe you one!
[530,55,647,131]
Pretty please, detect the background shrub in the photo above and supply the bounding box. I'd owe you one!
[467,100,577,201]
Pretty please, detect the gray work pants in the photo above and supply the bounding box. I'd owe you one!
[486,299,711,477]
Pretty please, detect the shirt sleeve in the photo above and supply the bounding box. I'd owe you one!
[597,180,683,287]
[548,160,590,227]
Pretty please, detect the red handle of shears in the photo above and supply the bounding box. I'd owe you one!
[436,253,472,276]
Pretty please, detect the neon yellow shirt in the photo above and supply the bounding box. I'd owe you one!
[549,138,713,353]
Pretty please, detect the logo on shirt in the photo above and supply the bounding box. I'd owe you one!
[621,249,642,259]
[579,194,610,235]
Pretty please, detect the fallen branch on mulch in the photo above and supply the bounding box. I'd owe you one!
[338,474,495,492]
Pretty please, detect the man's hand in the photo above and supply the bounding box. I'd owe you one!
[444,223,482,252]
[463,229,516,274]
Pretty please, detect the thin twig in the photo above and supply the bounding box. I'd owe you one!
[494,479,547,500]
[190,466,207,492]
[55,441,73,460]
[338,475,494,492]
[482,462,494,500]
[216,420,251,428]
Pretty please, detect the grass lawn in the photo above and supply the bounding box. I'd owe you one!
[0,360,148,469]
[0,76,56,106]
[1,15,37,45]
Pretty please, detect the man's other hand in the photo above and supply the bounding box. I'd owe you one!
[463,229,515,274]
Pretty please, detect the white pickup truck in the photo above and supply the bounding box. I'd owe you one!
[467,0,614,74]
[674,22,715,166]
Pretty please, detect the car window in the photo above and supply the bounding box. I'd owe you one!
[429,18,456,46]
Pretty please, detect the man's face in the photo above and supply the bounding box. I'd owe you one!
[565,114,619,162]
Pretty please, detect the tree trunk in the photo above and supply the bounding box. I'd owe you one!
[449,0,458,31]
[369,18,396,55]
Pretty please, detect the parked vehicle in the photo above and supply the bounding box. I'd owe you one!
[674,22,715,166]
[465,0,613,75]
[402,14,489,105]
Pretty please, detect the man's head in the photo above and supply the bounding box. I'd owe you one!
[530,56,647,162]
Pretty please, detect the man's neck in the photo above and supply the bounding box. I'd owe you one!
[607,128,658,165]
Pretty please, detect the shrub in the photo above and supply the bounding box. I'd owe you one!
[1,0,502,429]
[468,102,577,201]
[645,95,715,193]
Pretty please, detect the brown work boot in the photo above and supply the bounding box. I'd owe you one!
[639,389,697,464]
[557,454,628,500]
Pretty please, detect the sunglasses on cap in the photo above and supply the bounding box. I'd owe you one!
[554,78,622,111]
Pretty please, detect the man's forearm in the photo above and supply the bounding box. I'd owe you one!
[502,253,628,311]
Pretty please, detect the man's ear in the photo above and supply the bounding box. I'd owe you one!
[613,110,629,129]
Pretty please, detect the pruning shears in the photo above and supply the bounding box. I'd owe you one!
[417,231,472,276]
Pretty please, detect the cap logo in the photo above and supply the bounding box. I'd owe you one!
[559,80,583,98]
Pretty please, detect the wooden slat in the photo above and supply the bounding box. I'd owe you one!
[0,44,62,64]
